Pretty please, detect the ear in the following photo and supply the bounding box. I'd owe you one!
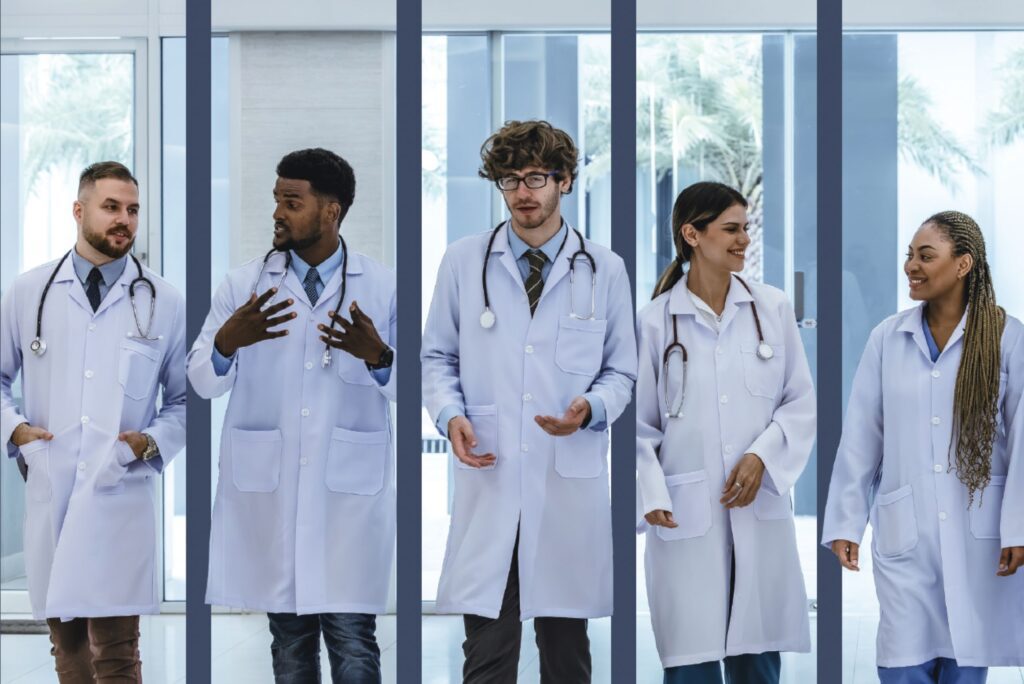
[957,253,974,280]
[324,200,342,227]
[681,223,699,248]
[558,174,572,195]
[72,199,84,224]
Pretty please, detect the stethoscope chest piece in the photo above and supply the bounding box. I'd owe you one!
[321,348,333,369]
[756,342,774,360]
[30,338,46,356]
[479,308,496,329]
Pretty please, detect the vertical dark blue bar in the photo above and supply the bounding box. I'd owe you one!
[817,1,842,683]
[396,0,422,681]
[610,0,637,681]
[185,0,212,681]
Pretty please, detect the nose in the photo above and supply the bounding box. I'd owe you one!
[514,182,533,199]
[273,202,285,222]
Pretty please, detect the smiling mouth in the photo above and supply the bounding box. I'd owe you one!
[908,277,927,287]
[728,249,745,258]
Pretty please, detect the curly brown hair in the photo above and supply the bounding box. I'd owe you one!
[478,120,579,193]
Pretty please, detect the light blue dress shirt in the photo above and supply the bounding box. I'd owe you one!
[436,221,606,436]
[922,314,941,363]
[212,242,390,384]
[71,249,127,304]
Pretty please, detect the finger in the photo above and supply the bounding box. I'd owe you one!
[849,543,860,570]
[261,298,295,317]
[1009,548,1024,574]
[998,548,1010,574]
[252,287,278,309]
[723,466,738,495]
[328,311,354,331]
[534,416,558,435]
[259,329,289,340]
[662,512,678,528]
[455,422,478,450]
[317,323,348,340]
[319,335,353,351]
[468,452,497,466]
[265,313,297,328]
[349,301,368,323]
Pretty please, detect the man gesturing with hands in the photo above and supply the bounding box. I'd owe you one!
[188,149,397,683]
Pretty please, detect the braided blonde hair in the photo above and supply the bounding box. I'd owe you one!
[925,211,1005,505]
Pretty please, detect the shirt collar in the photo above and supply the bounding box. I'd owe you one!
[290,240,345,285]
[71,247,128,287]
[507,221,567,264]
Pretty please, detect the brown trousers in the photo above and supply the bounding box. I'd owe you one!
[46,616,142,683]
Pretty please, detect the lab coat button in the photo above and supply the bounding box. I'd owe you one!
[716,346,724,355]
[931,416,941,425]
[525,345,534,354]
[931,370,940,378]
[305,362,313,370]
[934,464,942,473]
[88,323,97,331]
[301,408,310,417]
[938,512,948,521]
[521,444,530,453]
[80,416,90,424]
[523,393,532,402]
[77,462,86,471]
[724,444,733,454]
[300,457,308,466]
[720,395,729,404]
[84,370,94,379]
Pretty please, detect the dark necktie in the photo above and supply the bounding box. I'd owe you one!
[86,267,103,312]
[524,250,548,316]
[303,267,321,306]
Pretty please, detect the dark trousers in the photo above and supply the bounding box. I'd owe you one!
[46,615,142,683]
[267,612,381,684]
[463,536,591,683]
[877,658,988,684]
[664,652,781,684]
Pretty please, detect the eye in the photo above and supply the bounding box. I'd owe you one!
[128,207,139,215]
[287,202,298,210]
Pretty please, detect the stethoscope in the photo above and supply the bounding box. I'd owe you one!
[251,235,348,369]
[479,221,596,328]
[30,250,157,357]
[663,275,773,418]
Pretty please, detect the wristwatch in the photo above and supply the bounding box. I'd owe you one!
[366,346,394,371]
[140,433,160,461]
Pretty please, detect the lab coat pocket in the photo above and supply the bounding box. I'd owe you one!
[874,484,918,557]
[554,427,607,478]
[969,475,1006,540]
[230,428,283,493]
[454,405,497,471]
[554,316,607,376]
[740,343,786,399]
[336,350,376,386]
[19,439,51,503]
[656,470,712,541]
[119,338,162,401]
[325,426,388,495]
[753,488,793,521]
[94,440,139,493]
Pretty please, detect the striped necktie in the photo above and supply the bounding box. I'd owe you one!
[524,250,548,316]
[303,267,321,306]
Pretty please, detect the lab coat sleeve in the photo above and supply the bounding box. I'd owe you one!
[745,295,816,495]
[1,281,27,458]
[1000,330,1024,548]
[422,251,465,433]
[821,324,885,548]
[636,309,672,518]
[372,283,398,402]
[140,289,187,472]
[585,259,638,427]
[186,275,240,398]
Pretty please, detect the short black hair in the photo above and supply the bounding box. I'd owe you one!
[276,148,356,224]
[78,161,138,194]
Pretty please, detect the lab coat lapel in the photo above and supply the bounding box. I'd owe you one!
[898,304,933,362]
[316,250,364,315]
[718,275,754,337]
[539,250,571,308]
[52,254,93,314]
[668,274,715,335]
[93,262,132,318]
[493,225,526,295]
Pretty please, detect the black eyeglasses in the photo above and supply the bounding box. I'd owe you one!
[495,171,560,191]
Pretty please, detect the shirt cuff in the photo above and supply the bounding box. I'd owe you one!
[369,365,392,386]
[436,404,465,439]
[211,345,235,376]
[582,393,607,431]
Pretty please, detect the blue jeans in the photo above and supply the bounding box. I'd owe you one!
[878,658,987,684]
[664,652,781,684]
[267,612,381,684]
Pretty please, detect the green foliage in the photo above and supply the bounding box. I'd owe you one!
[985,47,1024,146]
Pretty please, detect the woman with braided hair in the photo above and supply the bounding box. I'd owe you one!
[823,211,1024,682]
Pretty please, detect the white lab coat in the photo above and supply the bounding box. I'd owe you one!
[636,275,815,667]
[422,224,636,619]
[822,305,1024,668]
[188,250,397,614]
[0,255,186,619]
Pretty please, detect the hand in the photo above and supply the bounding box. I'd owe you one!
[318,301,387,364]
[118,431,147,459]
[645,510,678,529]
[534,397,591,436]
[11,422,53,447]
[720,453,765,508]
[214,288,296,357]
[448,416,496,469]
[832,539,861,571]
[997,546,1024,576]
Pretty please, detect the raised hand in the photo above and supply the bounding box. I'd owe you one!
[214,287,296,357]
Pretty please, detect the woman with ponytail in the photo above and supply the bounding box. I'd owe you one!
[637,182,816,683]
[823,211,1024,682]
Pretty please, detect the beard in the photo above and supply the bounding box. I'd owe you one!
[83,223,135,259]
[273,222,323,252]
[510,191,559,231]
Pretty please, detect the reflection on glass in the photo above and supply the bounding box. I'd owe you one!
[0,51,134,592]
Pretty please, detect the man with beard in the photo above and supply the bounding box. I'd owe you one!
[188,148,396,683]
[1,161,186,682]
[422,120,636,682]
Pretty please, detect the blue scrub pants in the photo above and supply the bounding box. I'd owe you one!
[663,652,781,684]
[877,658,987,684]
[267,612,381,684]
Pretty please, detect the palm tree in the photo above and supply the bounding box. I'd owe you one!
[986,47,1024,146]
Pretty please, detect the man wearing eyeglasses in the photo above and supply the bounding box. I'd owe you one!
[422,120,637,682]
